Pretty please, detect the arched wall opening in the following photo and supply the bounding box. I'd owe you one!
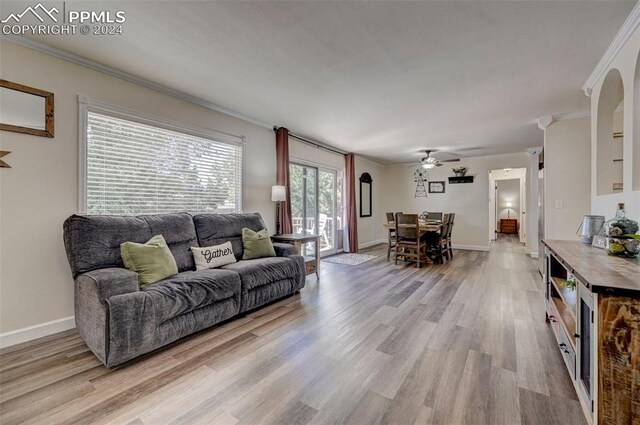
[596,69,624,195]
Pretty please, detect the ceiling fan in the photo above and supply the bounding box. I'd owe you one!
[410,150,461,169]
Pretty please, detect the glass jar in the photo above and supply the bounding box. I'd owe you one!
[603,203,639,258]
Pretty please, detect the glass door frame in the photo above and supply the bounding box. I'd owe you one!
[290,160,340,257]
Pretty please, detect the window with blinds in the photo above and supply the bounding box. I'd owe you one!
[85,111,243,215]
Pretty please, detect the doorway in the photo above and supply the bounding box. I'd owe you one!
[290,162,343,257]
[496,179,520,239]
[489,168,527,245]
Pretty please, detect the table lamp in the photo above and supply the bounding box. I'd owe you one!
[506,202,512,218]
[271,185,287,235]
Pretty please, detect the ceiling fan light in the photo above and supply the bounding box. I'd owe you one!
[422,163,435,169]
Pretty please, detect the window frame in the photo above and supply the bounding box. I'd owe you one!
[77,95,246,214]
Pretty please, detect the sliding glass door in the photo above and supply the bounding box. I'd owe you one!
[290,163,342,256]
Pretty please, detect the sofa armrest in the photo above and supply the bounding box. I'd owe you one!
[273,242,296,257]
[287,254,306,290]
[76,268,139,305]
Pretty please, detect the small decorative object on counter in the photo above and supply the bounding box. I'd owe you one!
[452,166,468,177]
[419,211,429,221]
[603,203,639,258]
[577,215,605,244]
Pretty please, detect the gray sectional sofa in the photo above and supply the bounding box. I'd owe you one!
[63,212,305,368]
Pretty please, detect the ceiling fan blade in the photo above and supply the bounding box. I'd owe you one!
[440,158,461,162]
[436,163,444,167]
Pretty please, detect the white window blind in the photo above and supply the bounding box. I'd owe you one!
[85,111,243,215]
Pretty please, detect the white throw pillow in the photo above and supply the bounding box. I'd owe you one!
[191,242,236,270]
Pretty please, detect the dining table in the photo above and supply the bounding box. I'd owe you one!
[383,220,443,233]
[383,220,444,265]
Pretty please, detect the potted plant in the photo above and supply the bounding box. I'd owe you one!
[452,166,468,177]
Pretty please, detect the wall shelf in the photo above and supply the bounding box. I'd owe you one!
[448,176,474,184]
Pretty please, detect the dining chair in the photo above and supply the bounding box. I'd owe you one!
[433,220,450,264]
[427,211,443,220]
[394,213,427,268]
[428,213,450,264]
[386,212,397,260]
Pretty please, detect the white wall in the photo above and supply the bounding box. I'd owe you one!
[0,40,277,337]
[544,117,592,240]
[289,139,344,170]
[355,156,385,248]
[380,153,531,251]
[590,24,640,219]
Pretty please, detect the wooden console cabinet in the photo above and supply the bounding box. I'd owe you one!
[542,240,640,425]
[499,218,518,234]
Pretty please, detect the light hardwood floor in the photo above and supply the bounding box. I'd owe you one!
[0,239,586,425]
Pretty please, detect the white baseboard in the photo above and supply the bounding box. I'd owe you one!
[0,316,75,349]
[452,244,490,252]
[529,251,539,259]
[358,239,387,249]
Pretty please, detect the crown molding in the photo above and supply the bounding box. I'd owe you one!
[537,110,591,130]
[0,35,276,130]
[0,34,347,156]
[537,115,555,130]
[582,1,640,97]
[355,155,386,168]
[554,110,590,121]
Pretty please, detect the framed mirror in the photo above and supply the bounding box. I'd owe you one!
[359,172,372,217]
[0,79,54,138]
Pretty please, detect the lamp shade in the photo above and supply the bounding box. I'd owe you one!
[506,202,513,208]
[271,185,286,202]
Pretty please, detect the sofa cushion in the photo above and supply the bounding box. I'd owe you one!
[242,228,276,260]
[140,269,241,323]
[191,242,236,270]
[143,214,198,272]
[193,213,268,261]
[63,213,197,277]
[222,257,299,291]
[121,235,179,286]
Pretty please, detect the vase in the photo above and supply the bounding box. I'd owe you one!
[603,203,639,258]
[454,172,466,177]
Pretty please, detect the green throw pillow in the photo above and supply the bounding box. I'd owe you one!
[242,228,276,260]
[121,235,178,286]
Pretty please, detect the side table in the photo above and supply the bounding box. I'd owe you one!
[271,233,320,278]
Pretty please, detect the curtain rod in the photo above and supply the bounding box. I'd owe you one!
[273,126,346,156]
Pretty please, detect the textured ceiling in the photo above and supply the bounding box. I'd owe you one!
[13,1,635,163]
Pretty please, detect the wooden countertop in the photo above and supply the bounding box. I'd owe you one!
[543,239,640,296]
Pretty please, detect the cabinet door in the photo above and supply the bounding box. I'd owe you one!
[576,282,595,418]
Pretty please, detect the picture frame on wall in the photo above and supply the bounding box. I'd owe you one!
[428,181,445,193]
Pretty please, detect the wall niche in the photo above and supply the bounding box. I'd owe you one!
[596,69,624,195]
